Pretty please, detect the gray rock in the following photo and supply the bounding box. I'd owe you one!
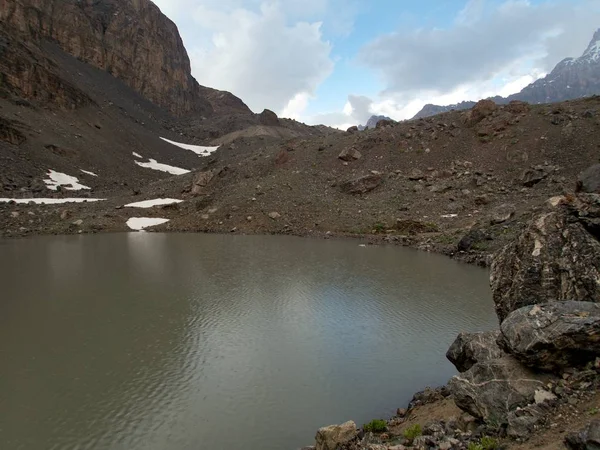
[338,147,362,161]
[446,331,505,372]
[490,204,515,224]
[507,403,549,439]
[457,229,489,252]
[268,212,281,220]
[565,420,600,450]
[191,170,216,196]
[499,302,600,371]
[315,421,357,450]
[340,174,383,195]
[577,164,600,194]
[448,356,555,423]
[520,167,548,187]
[346,126,359,134]
[408,169,425,181]
[490,198,600,322]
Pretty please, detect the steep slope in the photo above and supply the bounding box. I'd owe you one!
[0,0,250,117]
[413,28,600,119]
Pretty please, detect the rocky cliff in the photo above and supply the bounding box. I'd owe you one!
[413,28,600,119]
[0,0,250,117]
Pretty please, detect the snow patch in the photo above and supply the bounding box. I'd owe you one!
[126,217,170,231]
[44,170,91,191]
[0,198,105,204]
[132,152,143,159]
[160,137,219,157]
[80,169,98,177]
[125,198,183,208]
[134,158,190,175]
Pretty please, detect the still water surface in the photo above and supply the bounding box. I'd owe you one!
[0,233,497,450]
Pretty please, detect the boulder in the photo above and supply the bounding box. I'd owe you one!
[577,164,600,194]
[490,204,515,225]
[507,403,551,439]
[408,169,425,181]
[520,167,548,187]
[346,125,359,133]
[338,147,362,161]
[463,100,497,127]
[499,302,600,371]
[191,170,216,195]
[259,109,280,126]
[565,420,600,450]
[506,100,530,114]
[457,229,489,252]
[448,356,555,423]
[375,119,395,129]
[446,331,505,372]
[340,174,383,195]
[315,421,357,450]
[490,197,600,322]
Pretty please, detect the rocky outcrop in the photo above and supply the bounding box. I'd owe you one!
[462,100,497,127]
[0,0,250,116]
[315,421,357,450]
[340,174,383,194]
[259,109,280,126]
[499,302,600,372]
[448,356,555,423]
[446,331,505,372]
[566,420,600,450]
[490,194,600,322]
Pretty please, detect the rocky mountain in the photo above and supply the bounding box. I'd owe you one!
[0,0,250,117]
[413,28,600,119]
[358,115,394,130]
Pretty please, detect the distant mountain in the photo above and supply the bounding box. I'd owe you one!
[413,28,600,119]
[357,115,393,130]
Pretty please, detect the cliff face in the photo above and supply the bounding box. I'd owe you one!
[0,0,250,117]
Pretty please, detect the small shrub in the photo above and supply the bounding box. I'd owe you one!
[468,443,483,450]
[590,407,599,415]
[363,419,387,433]
[372,222,387,234]
[480,436,499,450]
[402,424,422,442]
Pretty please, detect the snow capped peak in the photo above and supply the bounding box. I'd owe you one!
[582,28,600,62]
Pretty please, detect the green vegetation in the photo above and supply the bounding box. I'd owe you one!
[363,419,387,433]
[402,424,422,442]
[468,436,499,450]
[372,222,387,234]
[590,407,599,415]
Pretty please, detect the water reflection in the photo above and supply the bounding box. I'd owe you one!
[0,234,497,450]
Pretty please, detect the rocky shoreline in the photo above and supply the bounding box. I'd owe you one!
[301,185,600,450]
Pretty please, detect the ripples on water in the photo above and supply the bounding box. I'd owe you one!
[0,234,497,450]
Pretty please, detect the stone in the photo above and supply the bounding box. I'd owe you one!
[72,219,83,226]
[340,174,383,195]
[565,420,600,450]
[375,119,395,129]
[520,167,548,187]
[258,109,280,126]
[457,229,489,252]
[490,204,515,224]
[60,209,70,220]
[191,170,216,196]
[577,164,600,194]
[507,403,548,439]
[338,147,362,161]
[490,197,600,322]
[268,212,281,220]
[499,302,600,371]
[446,331,505,372]
[315,421,357,450]
[408,169,425,181]
[534,389,557,404]
[448,356,555,423]
[10,211,19,218]
[506,100,530,114]
[346,125,359,133]
[463,100,497,127]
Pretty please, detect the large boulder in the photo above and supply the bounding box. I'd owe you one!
[448,356,555,423]
[338,147,362,161]
[499,302,600,371]
[340,173,383,195]
[577,164,600,194]
[490,196,600,322]
[315,421,357,450]
[446,331,505,372]
[259,109,280,126]
[463,100,497,127]
[191,169,216,195]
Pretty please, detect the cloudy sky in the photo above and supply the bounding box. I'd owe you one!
[152,0,600,128]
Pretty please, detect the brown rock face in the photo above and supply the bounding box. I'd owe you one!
[0,0,251,117]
